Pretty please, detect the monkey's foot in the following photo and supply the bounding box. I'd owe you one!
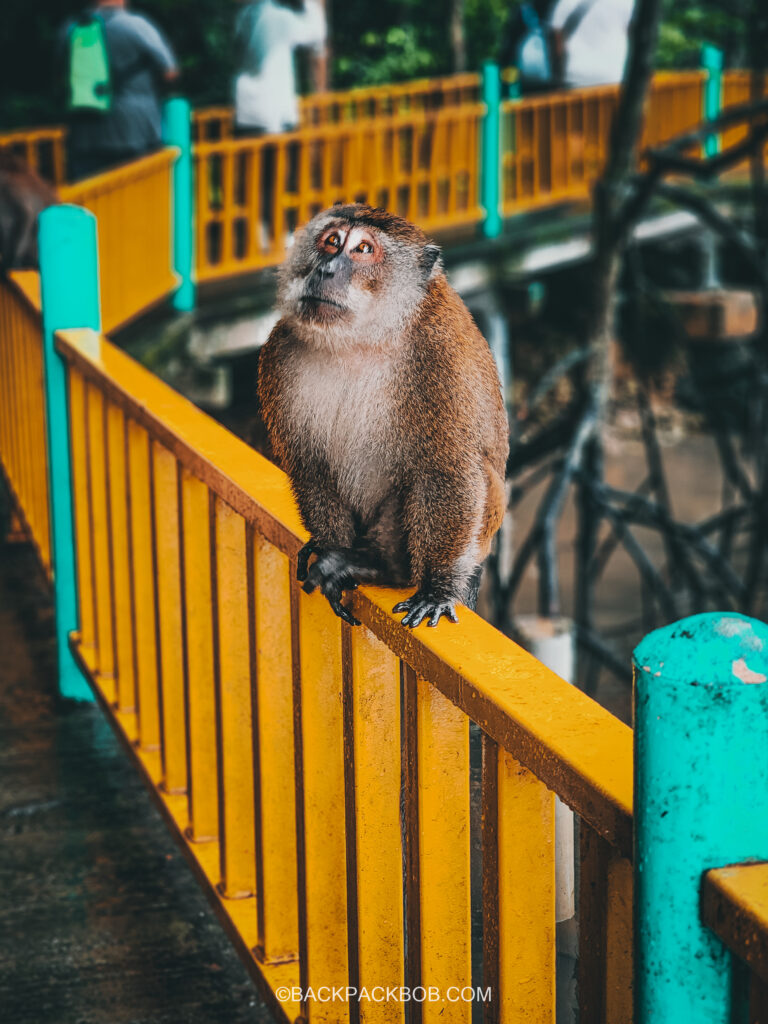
[393,592,459,629]
[301,549,361,626]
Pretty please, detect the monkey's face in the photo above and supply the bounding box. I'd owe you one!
[294,222,383,327]
[277,205,441,351]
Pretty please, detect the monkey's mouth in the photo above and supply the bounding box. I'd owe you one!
[299,294,349,318]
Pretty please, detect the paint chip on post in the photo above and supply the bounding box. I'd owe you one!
[731,658,767,684]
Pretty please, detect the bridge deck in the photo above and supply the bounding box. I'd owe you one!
[0,544,276,1024]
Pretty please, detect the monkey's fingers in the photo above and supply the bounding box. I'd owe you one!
[428,603,459,627]
[296,540,318,582]
[328,594,361,626]
[393,595,459,629]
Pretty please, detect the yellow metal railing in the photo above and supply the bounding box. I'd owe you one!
[500,72,706,216]
[0,125,67,185]
[194,104,483,282]
[0,274,51,578]
[192,71,482,141]
[720,69,768,154]
[33,312,634,1023]
[60,149,178,333]
[702,863,768,1010]
[196,71,711,282]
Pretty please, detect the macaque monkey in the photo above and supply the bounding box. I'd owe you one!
[0,152,58,273]
[258,203,509,628]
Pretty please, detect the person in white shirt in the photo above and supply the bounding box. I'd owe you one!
[548,0,635,89]
[234,0,326,133]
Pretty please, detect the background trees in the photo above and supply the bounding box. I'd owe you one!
[0,0,751,128]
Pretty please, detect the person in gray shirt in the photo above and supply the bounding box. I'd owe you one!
[59,0,178,181]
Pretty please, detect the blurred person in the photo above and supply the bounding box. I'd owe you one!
[59,0,179,182]
[233,0,326,135]
[549,0,635,89]
[234,0,326,250]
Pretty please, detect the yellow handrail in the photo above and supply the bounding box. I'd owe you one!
[194,104,484,282]
[0,125,67,185]
[43,316,633,1021]
[60,148,179,333]
[192,70,483,140]
[0,273,51,578]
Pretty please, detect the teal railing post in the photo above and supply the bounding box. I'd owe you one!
[38,205,101,701]
[702,44,723,158]
[162,96,195,312]
[633,612,768,1022]
[481,61,502,239]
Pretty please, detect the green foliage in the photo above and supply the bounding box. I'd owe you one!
[335,25,438,86]
[0,0,759,130]
[332,0,516,87]
[656,0,749,68]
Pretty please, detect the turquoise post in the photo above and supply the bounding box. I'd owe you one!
[162,97,195,311]
[38,205,101,701]
[634,612,768,1023]
[702,44,723,158]
[481,61,502,239]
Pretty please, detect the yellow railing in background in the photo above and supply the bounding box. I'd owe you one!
[192,71,482,141]
[194,105,483,282]
[500,72,705,217]
[45,310,633,1023]
[0,125,67,185]
[720,69,768,153]
[0,274,51,578]
[60,149,178,334]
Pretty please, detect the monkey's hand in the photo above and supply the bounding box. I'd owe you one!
[301,548,361,627]
[296,540,319,582]
[393,590,459,629]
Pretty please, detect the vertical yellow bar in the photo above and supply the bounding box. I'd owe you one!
[417,676,471,1024]
[106,401,136,712]
[152,442,187,794]
[179,470,218,842]
[297,589,349,1023]
[127,418,160,750]
[69,369,96,657]
[214,497,255,899]
[578,824,608,1024]
[350,626,404,1024]
[86,382,115,700]
[221,149,234,268]
[195,153,208,275]
[497,748,556,1023]
[272,143,286,250]
[605,855,633,1024]
[253,535,298,963]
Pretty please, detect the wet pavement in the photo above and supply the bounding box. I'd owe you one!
[0,545,276,1024]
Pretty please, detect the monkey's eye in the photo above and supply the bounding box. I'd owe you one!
[320,231,342,252]
[354,240,374,255]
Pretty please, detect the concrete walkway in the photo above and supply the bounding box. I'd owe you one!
[0,542,276,1024]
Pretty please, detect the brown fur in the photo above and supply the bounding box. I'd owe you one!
[0,152,58,272]
[259,204,509,626]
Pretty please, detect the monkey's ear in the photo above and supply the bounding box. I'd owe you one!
[420,243,441,279]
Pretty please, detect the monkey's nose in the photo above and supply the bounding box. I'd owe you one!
[318,255,343,277]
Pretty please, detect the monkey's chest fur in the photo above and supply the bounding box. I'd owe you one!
[288,350,400,520]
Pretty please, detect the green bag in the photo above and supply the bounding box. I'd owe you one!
[68,15,112,113]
